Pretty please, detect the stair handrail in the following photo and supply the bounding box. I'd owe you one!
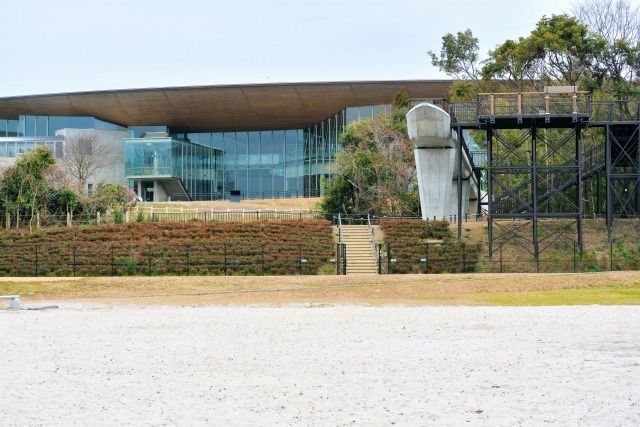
[367,213,379,272]
[337,213,344,243]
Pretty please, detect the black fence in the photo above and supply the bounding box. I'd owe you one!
[375,239,640,274]
[0,242,341,277]
[377,242,482,274]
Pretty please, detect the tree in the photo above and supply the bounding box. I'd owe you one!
[527,15,604,86]
[573,0,640,98]
[482,37,544,91]
[320,104,420,216]
[86,183,136,215]
[60,131,113,193]
[0,146,56,232]
[573,0,640,47]
[428,29,482,83]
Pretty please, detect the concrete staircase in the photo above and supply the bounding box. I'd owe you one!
[341,225,378,274]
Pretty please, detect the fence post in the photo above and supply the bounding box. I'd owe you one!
[261,244,265,276]
[147,244,151,275]
[298,244,302,275]
[424,243,429,274]
[462,242,466,272]
[111,244,115,276]
[377,244,382,274]
[97,211,101,225]
[34,244,38,277]
[499,245,503,273]
[336,243,341,275]
[573,242,577,273]
[72,244,77,277]
[610,240,613,271]
[342,243,347,275]
[185,244,190,276]
[224,243,228,276]
[387,243,392,274]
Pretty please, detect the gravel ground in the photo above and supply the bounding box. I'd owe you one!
[1,304,639,426]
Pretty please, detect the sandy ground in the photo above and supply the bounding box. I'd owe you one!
[1,304,639,426]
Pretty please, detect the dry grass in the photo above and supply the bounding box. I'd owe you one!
[2,272,639,306]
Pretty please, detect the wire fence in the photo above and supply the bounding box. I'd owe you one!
[0,242,342,277]
[374,239,640,274]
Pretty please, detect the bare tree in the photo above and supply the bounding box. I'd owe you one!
[574,0,640,85]
[573,0,640,45]
[60,132,112,193]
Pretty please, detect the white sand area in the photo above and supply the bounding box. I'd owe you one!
[1,304,639,426]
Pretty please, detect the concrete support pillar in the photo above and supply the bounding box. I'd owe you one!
[408,103,477,221]
[415,147,455,220]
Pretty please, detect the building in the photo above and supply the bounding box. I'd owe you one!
[0,80,450,201]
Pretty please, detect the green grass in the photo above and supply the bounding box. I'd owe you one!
[475,284,640,305]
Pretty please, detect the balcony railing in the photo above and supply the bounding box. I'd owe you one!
[449,92,640,124]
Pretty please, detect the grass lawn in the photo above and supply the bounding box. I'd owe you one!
[1,272,640,306]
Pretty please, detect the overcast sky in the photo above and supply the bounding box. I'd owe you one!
[0,0,607,97]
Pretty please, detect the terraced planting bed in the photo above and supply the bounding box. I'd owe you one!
[0,221,335,276]
[380,219,481,274]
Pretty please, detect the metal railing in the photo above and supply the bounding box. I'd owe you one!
[337,213,344,243]
[450,94,640,124]
[366,213,378,272]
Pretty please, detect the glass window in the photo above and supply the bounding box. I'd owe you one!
[236,168,248,197]
[272,131,284,167]
[7,120,18,137]
[25,116,36,136]
[259,131,273,166]
[247,169,260,197]
[237,132,249,168]
[7,141,16,157]
[0,120,6,137]
[273,168,285,195]
[359,106,373,121]
[223,132,237,167]
[248,132,260,168]
[211,133,224,151]
[345,107,358,124]
[260,169,273,198]
[36,116,48,136]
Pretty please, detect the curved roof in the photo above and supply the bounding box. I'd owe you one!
[0,80,451,132]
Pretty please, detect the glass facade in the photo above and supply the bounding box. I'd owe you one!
[124,137,223,200]
[169,105,391,199]
[0,115,126,139]
[0,114,126,159]
[0,103,392,200]
[0,136,64,158]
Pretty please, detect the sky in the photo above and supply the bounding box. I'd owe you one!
[0,0,596,97]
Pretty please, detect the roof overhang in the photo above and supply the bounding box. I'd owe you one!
[0,80,452,132]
